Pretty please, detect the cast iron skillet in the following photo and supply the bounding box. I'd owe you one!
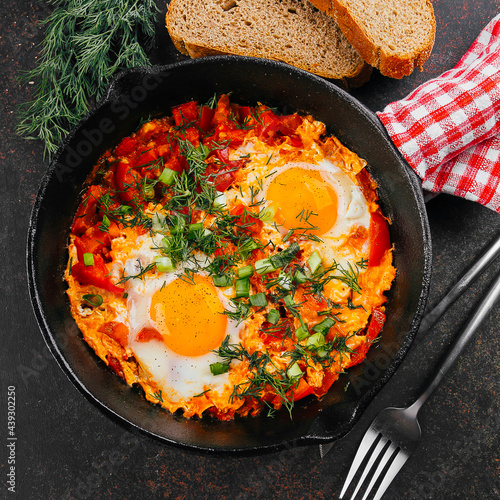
[27,56,431,452]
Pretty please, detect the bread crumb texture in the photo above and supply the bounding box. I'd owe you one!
[332,0,436,78]
[166,0,366,80]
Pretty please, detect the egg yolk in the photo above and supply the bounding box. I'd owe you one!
[266,167,338,235]
[150,275,227,357]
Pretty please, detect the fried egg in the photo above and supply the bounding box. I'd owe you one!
[228,144,372,272]
[113,234,244,402]
[261,159,371,240]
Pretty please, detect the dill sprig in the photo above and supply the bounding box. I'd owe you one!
[16,0,159,159]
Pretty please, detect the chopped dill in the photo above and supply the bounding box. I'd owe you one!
[17,0,159,159]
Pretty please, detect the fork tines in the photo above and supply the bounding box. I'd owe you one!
[339,430,410,500]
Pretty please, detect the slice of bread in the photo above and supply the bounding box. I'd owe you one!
[165,0,370,83]
[309,0,436,78]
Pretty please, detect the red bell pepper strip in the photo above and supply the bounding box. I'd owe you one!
[368,212,391,267]
[199,106,215,132]
[71,253,124,294]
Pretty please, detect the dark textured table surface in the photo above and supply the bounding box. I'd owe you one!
[1,1,499,499]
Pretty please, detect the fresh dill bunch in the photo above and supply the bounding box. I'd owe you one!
[16,0,159,159]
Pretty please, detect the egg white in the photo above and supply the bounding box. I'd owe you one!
[260,159,371,240]
[112,232,244,402]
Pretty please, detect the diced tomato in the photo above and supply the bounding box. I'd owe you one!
[167,140,189,172]
[74,222,119,261]
[114,137,138,157]
[136,327,163,343]
[280,113,302,131]
[199,106,215,132]
[255,109,304,147]
[71,185,106,236]
[236,105,254,124]
[99,321,129,349]
[368,212,391,267]
[172,101,199,126]
[345,309,386,368]
[114,161,143,203]
[230,204,263,236]
[71,253,124,295]
[214,170,235,192]
[205,148,242,191]
[182,126,200,147]
[132,148,158,169]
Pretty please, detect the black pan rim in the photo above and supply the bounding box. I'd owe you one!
[26,55,432,453]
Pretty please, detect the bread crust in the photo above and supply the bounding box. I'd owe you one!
[310,0,436,79]
[165,0,372,85]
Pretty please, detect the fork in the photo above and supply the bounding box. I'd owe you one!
[339,267,500,500]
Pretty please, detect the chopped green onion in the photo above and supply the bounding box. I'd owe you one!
[306,332,325,349]
[312,317,336,334]
[277,271,293,290]
[101,214,110,230]
[152,213,166,232]
[294,269,307,284]
[210,362,230,375]
[235,277,250,298]
[259,206,275,222]
[238,238,260,259]
[267,308,280,325]
[82,294,103,307]
[282,229,294,243]
[188,223,204,239]
[316,348,329,358]
[249,292,267,308]
[286,361,303,379]
[158,167,177,185]
[83,253,94,266]
[237,265,254,279]
[213,274,233,287]
[295,324,309,341]
[283,294,294,307]
[144,183,155,199]
[118,205,133,214]
[170,220,185,235]
[154,256,175,273]
[214,192,227,208]
[162,235,174,252]
[255,257,277,275]
[307,250,322,274]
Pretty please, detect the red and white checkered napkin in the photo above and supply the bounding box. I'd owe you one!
[377,13,500,213]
